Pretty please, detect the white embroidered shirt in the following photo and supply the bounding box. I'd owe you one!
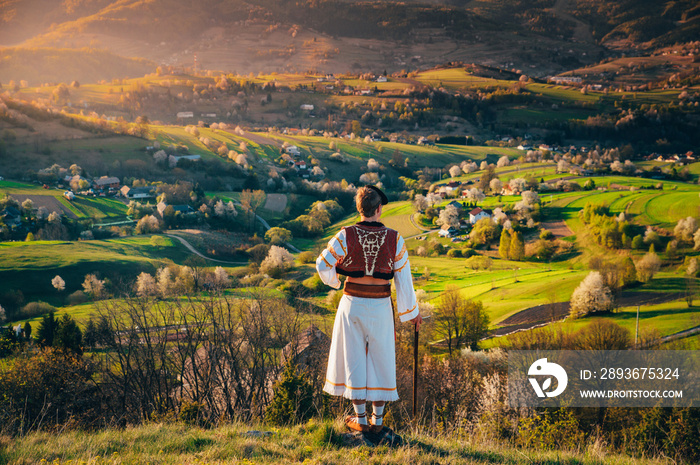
[316,229,419,322]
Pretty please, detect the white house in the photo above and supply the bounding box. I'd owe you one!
[376,76,388,83]
[439,224,457,237]
[469,207,491,224]
[285,146,301,156]
[300,104,314,111]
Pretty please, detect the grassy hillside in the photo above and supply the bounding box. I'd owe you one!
[0,420,671,465]
[0,47,155,86]
[0,180,129,220]
[0,236,190,305]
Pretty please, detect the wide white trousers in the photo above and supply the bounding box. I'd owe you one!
[323,294,399,402]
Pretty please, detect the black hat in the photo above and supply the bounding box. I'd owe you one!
[367,185,388,205]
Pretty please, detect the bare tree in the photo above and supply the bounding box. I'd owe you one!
[434,286,489,355]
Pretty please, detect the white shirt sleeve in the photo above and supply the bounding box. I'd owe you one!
[393,234,418,322]
[315,229,347,290]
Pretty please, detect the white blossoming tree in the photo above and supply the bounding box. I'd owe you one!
[136,272,158,297]
[52,275,66,291]
[570,271,613,318]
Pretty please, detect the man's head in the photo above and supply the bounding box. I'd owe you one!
[355,185,388,218]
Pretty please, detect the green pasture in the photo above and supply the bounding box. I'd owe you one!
[408,256,585,325]
[30,136,151,163]
[549,182,700,230]
[0,180,67,197]
[0,236,190,307]
[501,107,596,123]
[484,273,697,348]
[438,161,558,186]
[686,162,700,176]
[415,68,515,91]
[0,180,129,220]
[525,83,601,104]
[69,196,129,220]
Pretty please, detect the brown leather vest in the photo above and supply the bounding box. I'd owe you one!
[336,222,398,280]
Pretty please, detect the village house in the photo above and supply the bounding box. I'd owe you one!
[438,223,458,238]
[1,206,21,228]
[93,176,120,191]
[157,202,195,217]
[376,76,388,83]
[120,186,155,200]
[438,181,462,196]
[447,200,463,211]
[285,145,301,156]
[171,155,202,163]
[469,207,491,224]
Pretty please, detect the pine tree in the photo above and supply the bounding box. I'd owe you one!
[499,229,511,259]
[36,311,57,346]
[54,314,83,354]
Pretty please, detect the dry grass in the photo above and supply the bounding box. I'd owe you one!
[0,420,673,465]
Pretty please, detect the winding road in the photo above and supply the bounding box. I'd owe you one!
[165,234,249,265]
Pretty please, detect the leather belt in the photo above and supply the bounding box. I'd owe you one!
[343,281,391,298]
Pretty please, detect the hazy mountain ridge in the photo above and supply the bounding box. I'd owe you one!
[0,0,698,84]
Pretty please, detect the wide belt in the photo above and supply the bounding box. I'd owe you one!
[343,281,391,298]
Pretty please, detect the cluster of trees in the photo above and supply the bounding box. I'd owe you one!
[570,252,663,319]
[498,229,525,261]
[280,199,344,238]
[432,286,490,355]
[0,194,76,241]
[579,203,637,249]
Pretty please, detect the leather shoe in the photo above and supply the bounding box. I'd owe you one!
[345,415,370,433]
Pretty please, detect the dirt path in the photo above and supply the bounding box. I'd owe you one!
[406,213,439,240]
[540,220,574,238]
[165,234,248,265]
[242,131,281,147]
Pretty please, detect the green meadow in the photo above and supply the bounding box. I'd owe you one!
[0,180,129,220]
[0,236,191,306]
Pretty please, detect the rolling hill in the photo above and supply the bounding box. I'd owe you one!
[1,0,698,84]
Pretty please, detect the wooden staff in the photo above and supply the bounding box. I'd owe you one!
[413,323,419,418]
[412,314,429,419]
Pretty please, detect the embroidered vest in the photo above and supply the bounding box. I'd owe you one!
[336,222,398,280]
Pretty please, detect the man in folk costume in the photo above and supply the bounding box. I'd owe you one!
[316,185,422,433]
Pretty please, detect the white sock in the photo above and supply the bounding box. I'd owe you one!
[372,404,384,426]
[353,403,368,425]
